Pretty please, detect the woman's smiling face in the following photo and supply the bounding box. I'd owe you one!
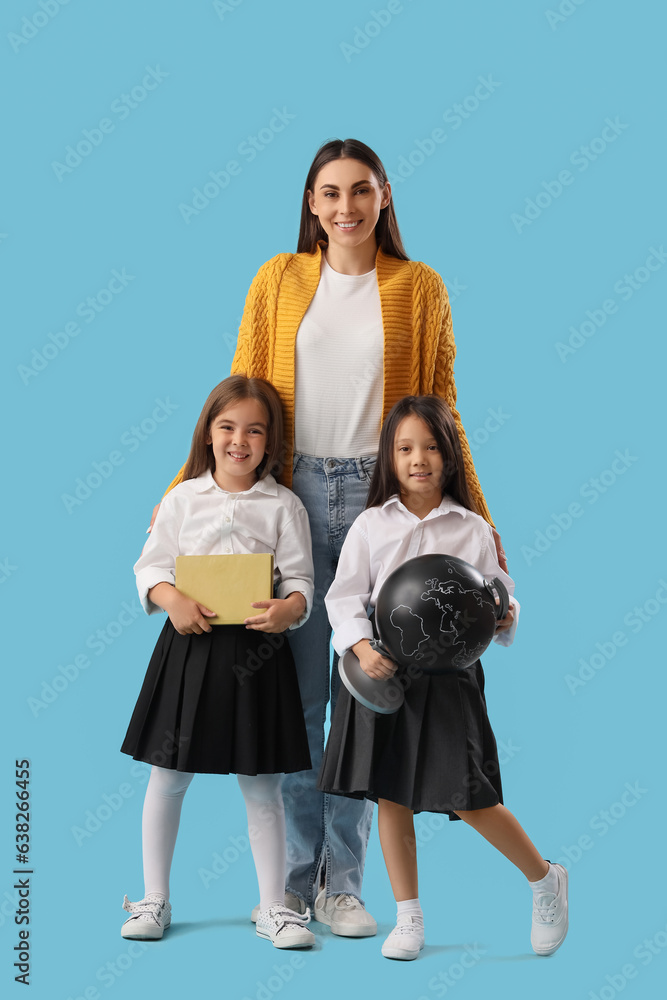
[307,157,391,257]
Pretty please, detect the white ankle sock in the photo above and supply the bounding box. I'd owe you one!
[396,897,424,926]
[528,862,559,895]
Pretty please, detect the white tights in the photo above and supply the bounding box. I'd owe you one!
[141,765,285,911]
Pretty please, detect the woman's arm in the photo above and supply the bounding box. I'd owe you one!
[429,275,494,526]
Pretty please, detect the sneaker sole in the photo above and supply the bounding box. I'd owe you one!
[256,928,314,949]
[121,918,170,941]
[381,944,423,961]
[314,910,377,937]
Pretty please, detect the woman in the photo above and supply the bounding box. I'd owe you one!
[158,138,505,938]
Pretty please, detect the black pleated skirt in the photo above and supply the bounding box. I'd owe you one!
[121,620,311,775]
[318,660,503,818]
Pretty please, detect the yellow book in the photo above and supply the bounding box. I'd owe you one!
[174,553,274,625]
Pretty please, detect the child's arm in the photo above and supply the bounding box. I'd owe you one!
[135,497,216,632]
[478,524,520,647]
[244,503,314,634]
[326,521,397,679]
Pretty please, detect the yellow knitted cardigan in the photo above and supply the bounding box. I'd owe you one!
[164,241,492,525]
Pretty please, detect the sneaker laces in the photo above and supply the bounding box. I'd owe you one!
[333,894,363,910]
[264,904,312,931]
[122,894,167,924]
[533,891,558,923]
[392,920,422,937]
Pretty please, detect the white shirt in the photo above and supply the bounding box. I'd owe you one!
[325,495,519,655]
[135,470,314,628]
[294,254,383,457]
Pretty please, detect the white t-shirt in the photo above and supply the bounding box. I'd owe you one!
[294,254,383,457]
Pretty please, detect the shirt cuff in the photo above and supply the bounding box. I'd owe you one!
[136,570,175,616]
[331,618,375,657]
[493,596,520,647]
[277,580,313,630]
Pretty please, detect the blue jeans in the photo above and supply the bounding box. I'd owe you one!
[283,452,376,906]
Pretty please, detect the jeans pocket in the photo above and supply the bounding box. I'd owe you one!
[292,453,301,475]
[359,457,377,483]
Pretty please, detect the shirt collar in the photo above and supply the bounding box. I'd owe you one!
[194,469,278,496]
[381,494,468,519]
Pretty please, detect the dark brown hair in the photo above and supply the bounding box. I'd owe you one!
[181,375,285,482]
[297,138,409,260]
[365,396,480,514]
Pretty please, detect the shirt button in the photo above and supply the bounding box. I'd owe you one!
[225,516,231,523]
[224,547,231,553]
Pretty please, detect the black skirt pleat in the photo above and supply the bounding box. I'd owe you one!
[121,620,311,775]
[318,660,503,817]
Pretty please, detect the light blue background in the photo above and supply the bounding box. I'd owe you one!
[3,1,665,998]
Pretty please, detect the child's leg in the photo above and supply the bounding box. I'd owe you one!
[142,765,195,898]
[237,773,286,912]
[452,803,548,881]
[377,799,424,960]
[377,798,419,900]
[454,803,568,955]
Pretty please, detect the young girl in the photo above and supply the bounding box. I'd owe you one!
[318,396,569,960]
[120,375,316,949]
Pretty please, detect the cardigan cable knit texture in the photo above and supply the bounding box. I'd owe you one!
[164,241,493,525]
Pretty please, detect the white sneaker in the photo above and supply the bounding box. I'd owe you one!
[121,893,171,940]
[255,904,315,949]
[381,915,425,960]
[531,863,569,956]
[250,891,305,924]
[314,888,377,937]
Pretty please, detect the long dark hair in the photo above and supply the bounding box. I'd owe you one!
[365,396,480,514]
[297,138,409,260]
[181,375,285,482]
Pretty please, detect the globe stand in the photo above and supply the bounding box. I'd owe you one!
[338,647,405,715]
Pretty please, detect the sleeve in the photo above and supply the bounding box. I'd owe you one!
[133,495,181,615]
[324,520,375,656]
[429,271,495,527]
[476,522,520,647]
[274,504,315,630]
